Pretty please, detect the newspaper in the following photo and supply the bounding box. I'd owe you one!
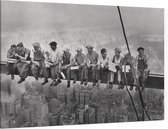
[70,66,79,70]
[122,65,131,73]
[108,62,116,72]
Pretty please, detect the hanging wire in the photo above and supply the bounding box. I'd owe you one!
[117,6,151,121]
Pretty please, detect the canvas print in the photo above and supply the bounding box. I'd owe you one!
[0,1,164,128]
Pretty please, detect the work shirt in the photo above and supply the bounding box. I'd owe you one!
[87,51,99,64]
[135,55,148,71]
[31,48,46,62]
[112,55,122,66]
[74,53,87,65]
[48,49,61,63]
[7,49,17,59]
[62,52,73,66]
[16,47,31,61]
[98,55,110,67]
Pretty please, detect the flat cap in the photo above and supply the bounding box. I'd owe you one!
[114,47,121,53]
[17,42,23,47]
[49,41,57,46]
[63,48,70,52]
[137,47,144,51]
[11,44,17,48]
[33,42,40,47]
[76,47,82,51]
[86,45,93,49]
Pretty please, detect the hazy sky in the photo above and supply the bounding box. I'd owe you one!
[1,1,164,74]
[1,1,164,34]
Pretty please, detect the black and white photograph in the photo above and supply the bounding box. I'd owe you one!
[0,0,164,128]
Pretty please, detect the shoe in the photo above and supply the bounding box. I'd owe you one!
[135,86,139,91]
[50,80,56,86]
[120,83,124,89]
[57,79,62,84]
[130,86,133,91]
[109,82,113,89]
[73,78,76,84]
[67,81,70,88]
[42,79,48,85]
[80,80,84,85]
[11,75,14,80]
[141,87,145,92]
[6,72,10,75]
[93,82,96,87]
[35,77,38,81]
[17,78,25,84]
[117,82,121,89]
[84,81,88,86]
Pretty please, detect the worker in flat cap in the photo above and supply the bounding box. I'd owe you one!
[31,42,46,80]
[42,41,62,86]
[72,47,88,86]
[6,44,18,79]
[135,47,149,92]
[111,47,123,89]
[14,42,31,83]
[86,44,99,86]
[60,48,74,88]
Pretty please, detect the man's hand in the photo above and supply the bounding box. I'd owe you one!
[14,53,19,57]
[53,62,59,66]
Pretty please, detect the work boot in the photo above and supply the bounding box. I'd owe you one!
[141,87,145,92]
[109,82,113,89]
[80,80,84,85]
[17,78,25,84]
[118,84,121,89]
[93,81,96,87]
[50,80,56,86]
[135,86,139,91]
[84,80,88,86]
[57,79,62,84]
[67,81,70,88]
[130,85,133,91]
[42,79,48,85]
[11,75,14,80]
[117,81,121,89]
[73,78,76,84]
[120,82,124,89]
[35,77,38,81]
[106,82,110,89]
[6,72,10,75]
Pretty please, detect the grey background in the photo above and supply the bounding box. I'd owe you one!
[1,1,164,74]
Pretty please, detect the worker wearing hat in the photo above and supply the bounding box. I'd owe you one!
[61,48,74,88]
[6,44,18,79]
[111,47,123,89]
[31,42,46,80]
[86,45,99,86]
[42,41,62,86]
[135,47,149,92]
[14,42,31,83]
[72,47,88,85]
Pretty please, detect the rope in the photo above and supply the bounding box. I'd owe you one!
[117,6,151,121]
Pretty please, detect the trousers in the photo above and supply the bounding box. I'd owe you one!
[16,61,30,79]
[31,61,45,78]
[6,63,17,75]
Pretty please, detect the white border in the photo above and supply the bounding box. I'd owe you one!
[1,0,167,129]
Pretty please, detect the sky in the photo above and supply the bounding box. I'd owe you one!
[1,0,164,74]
